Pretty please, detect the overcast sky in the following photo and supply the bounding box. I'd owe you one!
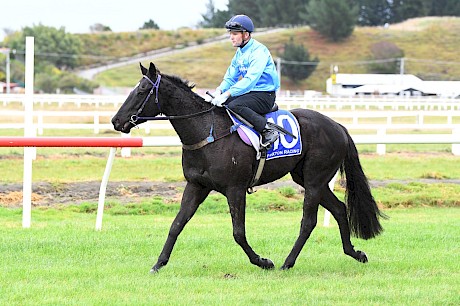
[0,0,229,41]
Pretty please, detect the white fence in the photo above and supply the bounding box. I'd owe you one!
[1,93,459,110]
[279,95,460,111]
[1,94,126,108]
[1,109,459,135]
[1,94,459,155]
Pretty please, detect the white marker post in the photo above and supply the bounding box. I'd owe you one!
[23,37,34,228]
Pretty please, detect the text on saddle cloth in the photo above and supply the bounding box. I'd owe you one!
[228,109,302,160]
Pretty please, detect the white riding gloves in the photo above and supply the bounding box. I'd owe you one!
[209,87,222,99]
[211,91,230,107]
[205,87,222,102]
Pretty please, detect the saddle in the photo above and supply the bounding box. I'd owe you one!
[226,106,302,193]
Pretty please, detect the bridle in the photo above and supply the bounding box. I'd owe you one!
[129,74,162,125]
[129,73,215,126]
[127,73,231,150]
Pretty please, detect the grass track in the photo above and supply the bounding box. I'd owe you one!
[1,207,459,305]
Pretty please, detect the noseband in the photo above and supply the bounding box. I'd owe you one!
[130,74,162,125]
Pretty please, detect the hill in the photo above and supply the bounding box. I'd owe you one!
[93,17,460,93]
[76,28,225,67]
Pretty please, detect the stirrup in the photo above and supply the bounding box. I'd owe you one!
[261,129,279,149]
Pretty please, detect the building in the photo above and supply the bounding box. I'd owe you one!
[326,74,460,98]
[0,81,20,94]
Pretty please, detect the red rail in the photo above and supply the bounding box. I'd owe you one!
[0,137,144,147]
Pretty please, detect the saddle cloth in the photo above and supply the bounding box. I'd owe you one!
[227,109,302,160]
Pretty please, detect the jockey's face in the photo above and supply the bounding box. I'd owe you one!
[229,31,250,47]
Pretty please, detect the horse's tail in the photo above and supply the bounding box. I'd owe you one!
[340,129,387,240]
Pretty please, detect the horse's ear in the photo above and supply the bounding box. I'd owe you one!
[148,62,157,77]
[140,63,147,75]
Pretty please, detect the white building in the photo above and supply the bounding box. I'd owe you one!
[326,74,460,98]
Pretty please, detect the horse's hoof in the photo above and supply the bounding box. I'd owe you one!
[260,257,275,270]
[280,264,292,270]
[150,264,162,274]
[356,250,368,263]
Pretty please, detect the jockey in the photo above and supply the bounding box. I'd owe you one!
[210,14,281,148]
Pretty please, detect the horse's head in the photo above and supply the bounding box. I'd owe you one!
[112,62,162,133]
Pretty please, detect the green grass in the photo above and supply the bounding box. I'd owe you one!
[372,182,460,207]
[0,150,459,184]
[0,207,458,305]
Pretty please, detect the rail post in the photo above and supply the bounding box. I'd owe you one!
[95,147,117,230]
[377,128,387,155]
[23,37,35,228]
[453,128,460,156]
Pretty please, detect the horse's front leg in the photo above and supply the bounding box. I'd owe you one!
[227,187,275,270]
[151,182,211,273]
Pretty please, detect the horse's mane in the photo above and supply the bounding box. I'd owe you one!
[167,74,196,91]
[160,72,207,102]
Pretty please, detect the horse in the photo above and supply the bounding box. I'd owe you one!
[112,62,386,273]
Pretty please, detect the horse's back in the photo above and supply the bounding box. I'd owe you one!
[291,108,348,146]
[290,108,349,166]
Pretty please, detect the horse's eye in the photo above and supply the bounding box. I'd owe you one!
[141,83,150,91]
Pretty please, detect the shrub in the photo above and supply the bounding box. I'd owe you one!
[368,41,405,74]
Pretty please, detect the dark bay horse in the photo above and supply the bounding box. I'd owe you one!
[112,62,386,273]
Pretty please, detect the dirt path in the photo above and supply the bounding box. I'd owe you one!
[1,179,459,207]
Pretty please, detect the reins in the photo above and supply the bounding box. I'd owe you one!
[132,106,216,122]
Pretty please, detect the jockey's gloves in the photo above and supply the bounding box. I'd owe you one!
[211,91,230,107]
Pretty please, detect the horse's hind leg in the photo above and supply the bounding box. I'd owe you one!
[227,187,275,270]
[151,182,211,273]
[280,189,321,270]
[320,187,368,263]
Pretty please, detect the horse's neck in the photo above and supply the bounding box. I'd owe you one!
[165,92,219,145]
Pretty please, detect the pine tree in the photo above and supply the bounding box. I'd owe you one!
[305,0,358,41]
[354,0,392,26]
[281,37,319,83]
[199,0,232,28]
[140,19,160,30]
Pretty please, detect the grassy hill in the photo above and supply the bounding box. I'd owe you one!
[77,28,224,67]
[94,17,460,93]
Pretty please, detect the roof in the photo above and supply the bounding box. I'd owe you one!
[335,73,423,86]
[329,74,460,97]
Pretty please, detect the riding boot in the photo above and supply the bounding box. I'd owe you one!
[261,126,279,149]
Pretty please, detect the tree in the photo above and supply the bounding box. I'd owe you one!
[5,24,82,70]
[228,0,262,25]
[305,0,358,41]
[199,0,231,28]
[89,23,112,33]
[281,37,319,83]
[390,0,430,23]
[35,72,59,93]
[226,0,308,28]
[368,41,404,74]
[56,72,98,94]
[428,0,460,16]
[256,0,308,27]
[353,0,392,26]
[33,63,98,93]
[140,19,160,30]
